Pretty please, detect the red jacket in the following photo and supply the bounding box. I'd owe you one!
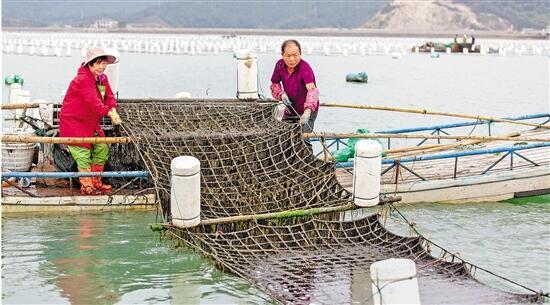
[59,65,117,148]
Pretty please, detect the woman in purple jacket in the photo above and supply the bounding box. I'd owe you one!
[270,39,320,136]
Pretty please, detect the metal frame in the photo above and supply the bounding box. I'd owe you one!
[482,151,539,175]
[2,171,149,179]
[336,142,550,181]
[312,113,548,157]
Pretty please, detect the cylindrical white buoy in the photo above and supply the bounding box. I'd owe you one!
[391,52,402,59]
[40,45,48,56]
[352,140,382,207]
[170,156,201,228]
[104,48,120,96]
[370,258,421,305]
[235,49,259,100]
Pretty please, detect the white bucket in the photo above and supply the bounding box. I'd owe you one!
[104,48,120,96]
[2,128,36,172]
[274,103,286,121]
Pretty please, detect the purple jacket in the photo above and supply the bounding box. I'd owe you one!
[271,59,319,115]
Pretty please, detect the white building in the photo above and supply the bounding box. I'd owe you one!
[90,19,119,29]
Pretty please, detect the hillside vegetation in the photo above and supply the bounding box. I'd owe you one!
[2,0,548,31]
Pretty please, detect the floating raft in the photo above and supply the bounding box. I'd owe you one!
[117,99,543,304]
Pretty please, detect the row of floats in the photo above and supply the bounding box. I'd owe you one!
[3,32,550,58]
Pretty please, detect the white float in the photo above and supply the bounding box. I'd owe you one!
[170,156,201,228]
[235,49,259,100]
[103,48,120,96]
[391,52,402,59]
[370,258,421,305]
[174,92,192,98]
[352,140,382,207]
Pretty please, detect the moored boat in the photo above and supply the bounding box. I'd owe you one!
[327,114,550,203]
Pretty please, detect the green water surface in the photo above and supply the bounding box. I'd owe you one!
[2,196,549,304]
[1,211,272,305]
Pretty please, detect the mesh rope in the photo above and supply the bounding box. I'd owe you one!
[119,100,542,304]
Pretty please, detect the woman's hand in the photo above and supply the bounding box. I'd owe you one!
[300,109,311,125]
[281,94,292,106]
[108,108,122,125]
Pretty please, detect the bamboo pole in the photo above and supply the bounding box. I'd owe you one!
[387,141,481,159]
[1,102,52,110]
[2,135,133,144]
[201,204,355,225]
[320,103,550,130]
[385,132,522,159]
[200,195,401,226]
[386,143,451,154]
[320,138,481,161]
[303,132,550,143]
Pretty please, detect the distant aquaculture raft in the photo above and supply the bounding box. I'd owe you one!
[119,99,543,304]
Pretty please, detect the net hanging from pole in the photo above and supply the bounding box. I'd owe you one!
[118,99,543,304]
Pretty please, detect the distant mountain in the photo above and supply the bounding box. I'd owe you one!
[453,0,549,30]
[362,0,514,32]
[2,1,387,29]
[363,0,548,32]
[1,1,152,27]
[2,0,548,31]
[123,1,386,29]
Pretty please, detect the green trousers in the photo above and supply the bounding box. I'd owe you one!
[68,144,109,169]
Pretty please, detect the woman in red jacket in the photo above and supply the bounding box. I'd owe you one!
[59,47,122,195]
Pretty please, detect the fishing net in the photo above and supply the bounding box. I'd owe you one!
[118,99,542,304]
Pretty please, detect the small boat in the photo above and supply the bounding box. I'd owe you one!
[412,36,500,54]
[329,114,550,204]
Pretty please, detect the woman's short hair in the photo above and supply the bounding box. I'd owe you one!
[281,39,301,55]
[87,56,108,66]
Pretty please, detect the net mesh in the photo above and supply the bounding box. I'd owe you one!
[119,99,542,304]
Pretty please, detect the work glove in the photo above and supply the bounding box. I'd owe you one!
[300,109,312,125]
[281,94,292,107]
[108,108,122,125]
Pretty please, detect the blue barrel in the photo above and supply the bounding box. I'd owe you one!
[345,72,368,83]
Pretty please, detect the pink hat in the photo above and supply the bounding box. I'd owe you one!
[83,46,117,66]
